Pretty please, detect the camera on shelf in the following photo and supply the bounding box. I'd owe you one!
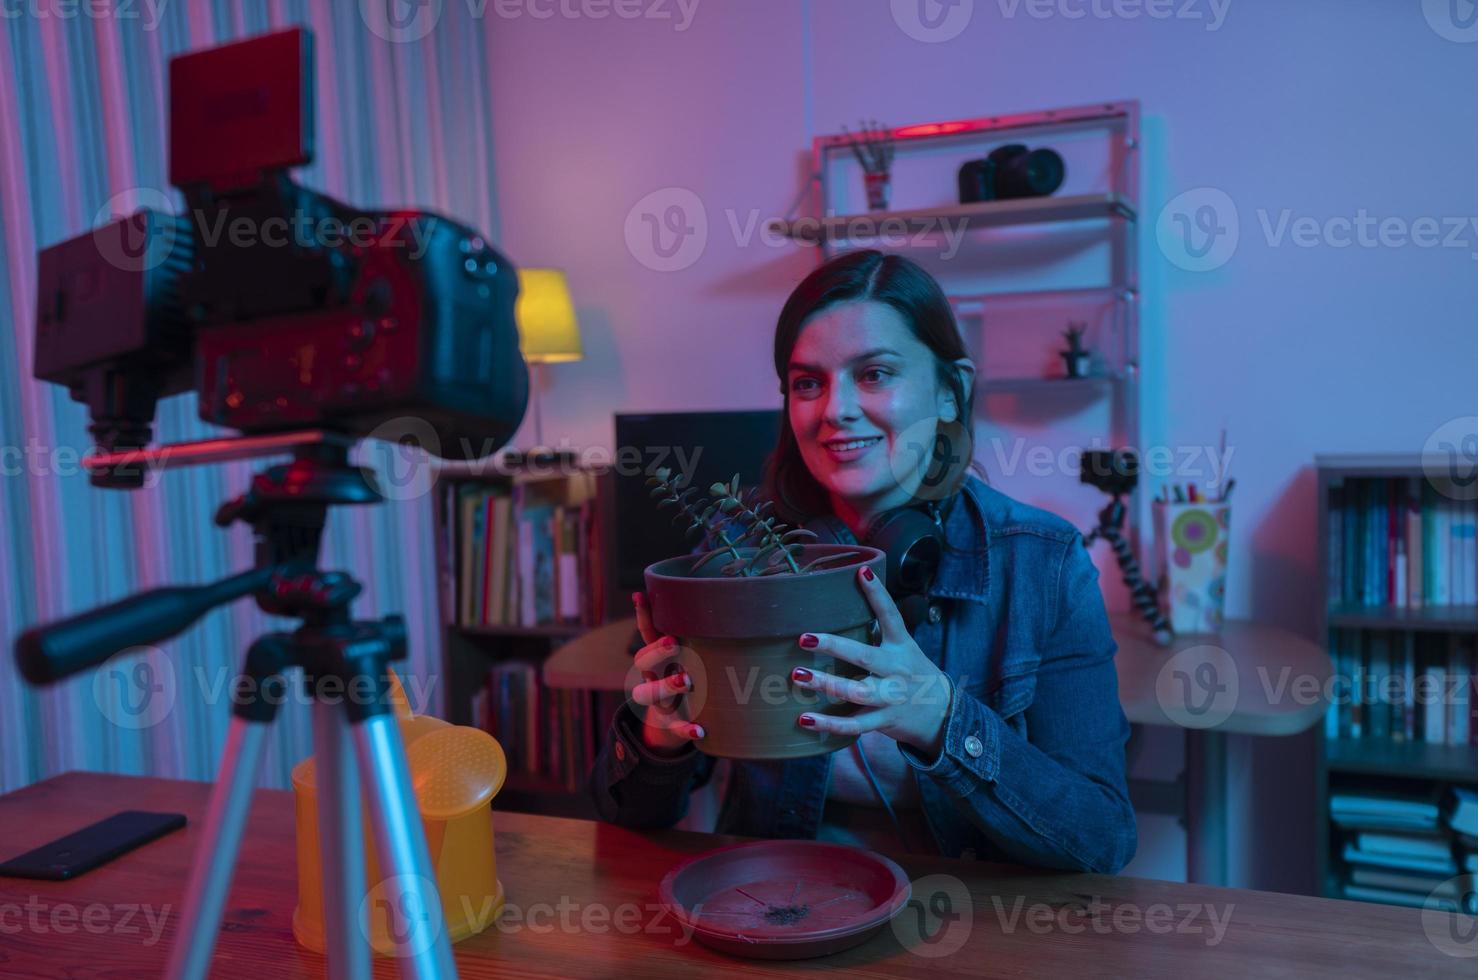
[33,27,528,488]
[1080,447,1139,497]
[958,144,1066,204]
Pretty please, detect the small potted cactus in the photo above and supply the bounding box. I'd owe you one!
[1060,321,1092,379]
[639,468,885,759]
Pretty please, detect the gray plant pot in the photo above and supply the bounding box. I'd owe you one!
[643,544,887,760]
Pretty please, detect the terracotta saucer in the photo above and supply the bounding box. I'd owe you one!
[658,839,911,960]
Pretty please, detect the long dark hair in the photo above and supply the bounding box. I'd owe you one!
[763,249,981,527]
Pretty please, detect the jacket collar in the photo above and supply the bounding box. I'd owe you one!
[926,476,990,604]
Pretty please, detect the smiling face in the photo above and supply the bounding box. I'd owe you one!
[786,300,961,526]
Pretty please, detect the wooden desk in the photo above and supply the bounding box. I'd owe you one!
[0,772,1468,978]
[1111,613,1331,736]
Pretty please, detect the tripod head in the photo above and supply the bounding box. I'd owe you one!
[15,431,394,684]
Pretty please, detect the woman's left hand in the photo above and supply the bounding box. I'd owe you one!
[790,563,953,757]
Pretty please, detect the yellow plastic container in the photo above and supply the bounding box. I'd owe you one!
[290,672,508,955]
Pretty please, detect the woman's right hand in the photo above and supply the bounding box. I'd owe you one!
[629,592,705,754]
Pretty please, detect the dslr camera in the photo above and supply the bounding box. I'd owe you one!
[33,28,528,487]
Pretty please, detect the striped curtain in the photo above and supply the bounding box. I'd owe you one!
[0,1,501,792]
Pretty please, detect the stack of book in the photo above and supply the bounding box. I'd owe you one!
[1324,629,1475,745]
[1333,789,1478,911]
[449,470,606,628]
[1328,478,1478,608]
[473,661,624,793]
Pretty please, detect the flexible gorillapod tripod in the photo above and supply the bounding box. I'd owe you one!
[163,439,457,979]
[1083,489,1175,647]
[16,432,457,979]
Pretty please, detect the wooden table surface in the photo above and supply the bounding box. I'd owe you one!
[0,771,1467,978]
[1110,613,1332,736]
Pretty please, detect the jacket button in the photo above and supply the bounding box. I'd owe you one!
[927,604,942,624]
[615,741,627,761]
[964,735,983,758]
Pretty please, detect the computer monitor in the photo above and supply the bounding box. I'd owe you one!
[612,409,784,593]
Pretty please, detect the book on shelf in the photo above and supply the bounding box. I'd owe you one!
[1329,792,1440,829]
[1448,787,1478,838]
[1330,788,1478,911]
[1354,830,1454,861]
[1341,884,1467,912]
[1324,628,1477,748]
[1328,476,1478,609]
[445,469,606,630]
[473,660,623,794]
[1340,842,1456,876]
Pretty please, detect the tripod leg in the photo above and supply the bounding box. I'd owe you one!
[352,712,458,979]
[164,716,271,980]
[312,698,370,979]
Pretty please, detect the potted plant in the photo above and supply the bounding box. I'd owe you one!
[1060,321,1092,379]
[640,468,886,759]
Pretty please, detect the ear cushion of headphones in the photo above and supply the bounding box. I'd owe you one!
[801,507,944,598]
[867,506,945,596]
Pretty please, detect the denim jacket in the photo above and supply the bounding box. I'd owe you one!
[588,475,1137,874]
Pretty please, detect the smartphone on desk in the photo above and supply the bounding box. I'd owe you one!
[0,810,186,881]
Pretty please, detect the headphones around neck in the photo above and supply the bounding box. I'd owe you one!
[802,500,947,631]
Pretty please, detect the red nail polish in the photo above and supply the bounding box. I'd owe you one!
[792,667,813,682]
[861,565,875,582]
[799,633,818,649]
[798,714,816,728]
[661,635,676,649]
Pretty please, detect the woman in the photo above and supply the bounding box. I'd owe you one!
[589,249,1136,874]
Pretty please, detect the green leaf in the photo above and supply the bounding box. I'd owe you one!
[709,482,728,497]
[782,528,818,543]
[730,474,740,496]
[691,548,727,572]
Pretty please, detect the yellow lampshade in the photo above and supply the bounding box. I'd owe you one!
[515,268,582,364]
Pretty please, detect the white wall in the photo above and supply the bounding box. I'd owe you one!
[483,0,1478,890]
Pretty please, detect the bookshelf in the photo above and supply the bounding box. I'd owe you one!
[431,460,625,818]
[1314,454,1478,905]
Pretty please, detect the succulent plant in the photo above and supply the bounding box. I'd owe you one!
[645,467,861,577]
[1062,321,1088,353]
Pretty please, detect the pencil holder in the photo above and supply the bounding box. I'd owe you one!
[1153,500,1231,634]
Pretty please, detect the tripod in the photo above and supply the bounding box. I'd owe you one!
[16,435,458,980]
[167,442,457,979]
[1083,490,1175,647]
